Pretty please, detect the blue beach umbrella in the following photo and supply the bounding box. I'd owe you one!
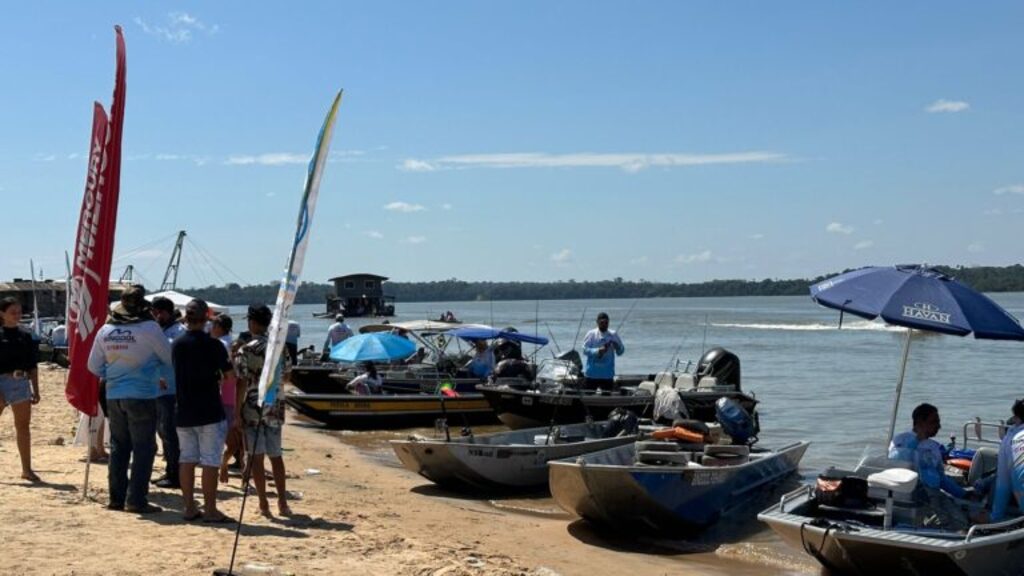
[810,264,1024,443]
[329,333,417,363]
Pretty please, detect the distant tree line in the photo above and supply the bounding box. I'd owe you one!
[182,264,1024,306]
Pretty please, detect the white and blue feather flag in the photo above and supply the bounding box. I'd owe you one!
[258,90,343,407]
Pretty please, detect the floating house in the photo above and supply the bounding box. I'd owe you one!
[324,273,396,317]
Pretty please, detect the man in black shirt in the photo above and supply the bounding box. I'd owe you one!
[172,299,233,523]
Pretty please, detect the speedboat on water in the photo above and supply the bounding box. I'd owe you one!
[477,347,758,430]
[758,419,1024,576]
[390,410,644,492]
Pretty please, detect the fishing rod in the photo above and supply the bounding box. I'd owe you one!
[699,313,709,360]
[544,322,561,357]
[570,307,587,352]
[614,298,640,336]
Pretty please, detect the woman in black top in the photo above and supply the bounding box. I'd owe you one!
[0,297,40,482]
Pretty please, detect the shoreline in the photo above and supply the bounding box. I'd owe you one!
[0,365,815,575]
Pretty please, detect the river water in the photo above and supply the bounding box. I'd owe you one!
[265,294,1024,574]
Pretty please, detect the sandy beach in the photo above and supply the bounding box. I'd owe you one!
[0,365,815,576]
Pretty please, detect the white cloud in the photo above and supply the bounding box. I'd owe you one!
[33,153,56,162]
[550,249,573,264]
[630,256,649,265]
[994,184,1024,196]
[873,219,884,225]
[967,242,984,253]
[265,192,276,197]
[366,230,384,239]
[925,99,969,113]
[134,12,218,44]
[399,151,789,173]
[675,250,713,264]
[328,149,367,163]
[853,240,874,250]
[384,202,426,213]
[983,208,1003,216]
[67,153,81,160]
[399,159,437,172]
[441,203,453,211]
[748,233,765,240]
[406,236,427,244]
[225,153,309,166]
[826,222,854,235]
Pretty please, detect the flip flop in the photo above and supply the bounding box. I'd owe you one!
[183,509,202,521]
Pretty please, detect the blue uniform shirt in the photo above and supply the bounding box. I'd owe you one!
[582,328,624,379]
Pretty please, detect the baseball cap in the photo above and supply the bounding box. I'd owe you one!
[151,296,175,313]
[247,303,273,326]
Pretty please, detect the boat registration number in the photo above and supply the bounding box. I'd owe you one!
[690,470,727,486]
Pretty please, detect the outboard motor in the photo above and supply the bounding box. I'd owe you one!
[716,397,757,445]
[493,338,523,362]
[696,347,741,389]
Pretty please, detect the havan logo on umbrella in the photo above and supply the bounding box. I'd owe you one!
[901,302,951,324]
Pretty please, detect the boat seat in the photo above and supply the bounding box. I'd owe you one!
[966,447,999,487]
[636,381,656,395]
[652,372,675,390]
[868,468,918,494]
[702,444,750,466]
[696,376,718,390]
[868,468,919,530]
[673,373,696,390]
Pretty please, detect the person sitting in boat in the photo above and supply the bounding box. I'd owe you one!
[405,347,428,365]
[581,312,625,391]
[464,340,495,379]
[991,399,1024,522]
[889,403,970,530]
[346,363,383,395]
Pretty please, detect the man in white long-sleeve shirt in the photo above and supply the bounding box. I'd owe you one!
[87,286,172,514]
[581,312,624,390]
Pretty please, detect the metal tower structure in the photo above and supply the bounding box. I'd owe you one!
[160,230,187,291]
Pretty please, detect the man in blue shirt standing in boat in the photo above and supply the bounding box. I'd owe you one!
[991,399,1024,522]
[581,312,624,391]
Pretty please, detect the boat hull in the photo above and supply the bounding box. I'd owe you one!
[391,421,638,491]
[759,489,1024,576]
[550,441,807,534]
[290,363,481,395]
[285,391,498,429]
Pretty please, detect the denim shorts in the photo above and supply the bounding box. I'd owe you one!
[246,425,283,457]
[177,420,227,467]
[0,374,33,405]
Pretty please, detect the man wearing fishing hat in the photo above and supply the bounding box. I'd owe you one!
[581,312,625,391]
[87,285,173,514]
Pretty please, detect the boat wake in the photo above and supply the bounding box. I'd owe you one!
[712,320,903,332]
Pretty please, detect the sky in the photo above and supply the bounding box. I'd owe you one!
[2,2,1023,289]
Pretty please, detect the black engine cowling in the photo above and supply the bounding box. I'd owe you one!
[696,347,741,389]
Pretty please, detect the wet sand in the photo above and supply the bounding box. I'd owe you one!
[0,365,819,575]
